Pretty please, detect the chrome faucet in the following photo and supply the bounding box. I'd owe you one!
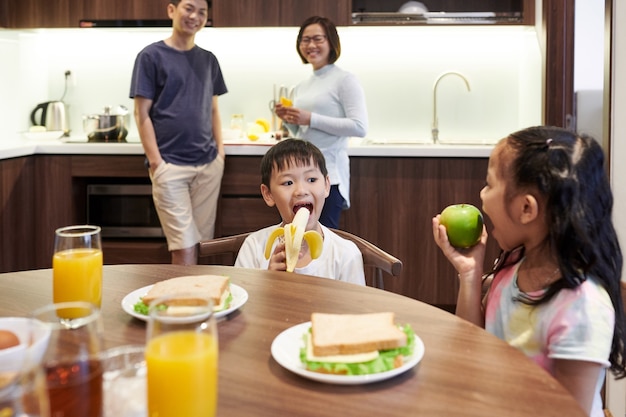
[432,71,471,144]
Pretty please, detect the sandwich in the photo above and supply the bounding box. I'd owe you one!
[300,312,415,376]
[133,275,232,315]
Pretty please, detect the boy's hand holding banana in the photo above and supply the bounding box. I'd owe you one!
[264,207,323,272]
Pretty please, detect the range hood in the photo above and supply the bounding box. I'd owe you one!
[352,12,523,25]
[79,19,212,28]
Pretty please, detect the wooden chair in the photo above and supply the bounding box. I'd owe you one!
[197,229,402,290]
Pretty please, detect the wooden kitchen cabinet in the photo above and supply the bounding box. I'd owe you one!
[0,156,74,271]
[0,152,497,307]
[212,0,351,27]
[0,157,37,271]
[3,0,175,28]
[81,0,173,22]
[352,0,534,25]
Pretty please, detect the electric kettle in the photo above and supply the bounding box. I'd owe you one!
[30,101,70,135]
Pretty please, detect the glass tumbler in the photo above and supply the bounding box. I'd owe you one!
[53,225,103,308]
[31,301,104,417]
[146,295,218,417]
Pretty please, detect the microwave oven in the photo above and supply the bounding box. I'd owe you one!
[87,184,164,238]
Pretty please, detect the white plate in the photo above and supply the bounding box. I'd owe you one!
[121,283,248,321]
[22,130,64,140]
[270,322,425,385]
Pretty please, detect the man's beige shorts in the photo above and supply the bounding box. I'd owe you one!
[149,157,224,251]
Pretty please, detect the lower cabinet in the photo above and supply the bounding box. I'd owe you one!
[0,153,498,306]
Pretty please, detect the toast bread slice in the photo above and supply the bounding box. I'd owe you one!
[311,312,407,356]
[142,275,229,307]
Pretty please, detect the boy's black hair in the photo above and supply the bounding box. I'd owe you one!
[260,139,328,188]
[490,125,626,378]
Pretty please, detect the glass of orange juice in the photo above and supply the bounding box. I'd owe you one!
[53,225,103,309]
[146,295,218,417]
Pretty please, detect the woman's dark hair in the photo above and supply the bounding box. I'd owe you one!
[489,125,626,378]
[260,139,328,188]
[296,16,341,65]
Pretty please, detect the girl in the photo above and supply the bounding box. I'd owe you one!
[432,126,626,416]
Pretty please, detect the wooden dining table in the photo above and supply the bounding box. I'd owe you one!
[0,264,586,417]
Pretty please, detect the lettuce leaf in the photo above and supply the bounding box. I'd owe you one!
[300,324,416,376]
[132,291,233,316]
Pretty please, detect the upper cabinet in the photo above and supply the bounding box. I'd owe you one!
[3,0,532,28]
[212,0,351,27]
[352,0,534,25]
[2,0,177,28]
[81,0,174,22]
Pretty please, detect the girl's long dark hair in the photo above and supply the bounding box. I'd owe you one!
[489,126,626,378]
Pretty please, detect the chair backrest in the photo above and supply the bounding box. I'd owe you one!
[197,229,402,289]
[198,232,251,266]
[329,228,402,289]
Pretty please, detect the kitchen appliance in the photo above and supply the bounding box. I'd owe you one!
[83,105,130,142]
[87,184,164,238]
[30,101,70,136]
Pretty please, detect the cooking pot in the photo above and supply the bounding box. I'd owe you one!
[83,105,130,143]
[30,101,70,135]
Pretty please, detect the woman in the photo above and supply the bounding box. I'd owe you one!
[275,16,368,229]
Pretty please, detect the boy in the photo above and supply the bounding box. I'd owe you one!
[235,139,365,285]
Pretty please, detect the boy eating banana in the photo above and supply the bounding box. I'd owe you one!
[235,139,365,285]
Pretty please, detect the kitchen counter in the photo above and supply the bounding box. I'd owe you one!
[0,136,494,160]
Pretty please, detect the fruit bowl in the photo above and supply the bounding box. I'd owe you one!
[0,317,51,373]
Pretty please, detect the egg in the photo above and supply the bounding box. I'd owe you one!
[0,330,20,350]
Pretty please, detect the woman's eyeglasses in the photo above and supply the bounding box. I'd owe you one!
[299,35,327,45]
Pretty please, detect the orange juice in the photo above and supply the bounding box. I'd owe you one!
[147,331,218,417]
[53,248,103,308]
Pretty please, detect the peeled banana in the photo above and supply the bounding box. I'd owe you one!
[264,207,323,272]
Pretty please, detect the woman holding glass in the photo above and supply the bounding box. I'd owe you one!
[275,16,368,229]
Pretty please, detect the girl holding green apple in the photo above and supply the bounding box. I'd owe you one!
[432,125,626,417]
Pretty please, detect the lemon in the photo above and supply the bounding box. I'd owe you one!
[280,96,292,107]
[247,123,264,141]
[255,118,270,133]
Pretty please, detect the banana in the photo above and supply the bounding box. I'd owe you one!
[264,207,323,272]
[255,118,270,133]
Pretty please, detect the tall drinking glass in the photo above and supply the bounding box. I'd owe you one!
[32,302,104,417]
[146,296,218,417]
[0,368,50,417]
[53,225,103,308]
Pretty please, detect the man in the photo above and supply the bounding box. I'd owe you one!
[129,0,227,265]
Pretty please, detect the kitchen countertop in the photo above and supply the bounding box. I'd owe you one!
[0,135,494,160]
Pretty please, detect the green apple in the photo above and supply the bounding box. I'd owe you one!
[439,204,484,248]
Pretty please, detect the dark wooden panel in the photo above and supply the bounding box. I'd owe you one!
[82,0,174,21]
[280,0,351,26]
[213,0,281,27]
[542,0,575,128]
[102,239,170,264]
[221,156,264,195]
[32,156,75,269]
[71,155,148,177]
[342,157,500,305]
[217,197,280,236]
[0,157,36,272]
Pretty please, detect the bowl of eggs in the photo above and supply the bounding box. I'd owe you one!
[0,317,51,373]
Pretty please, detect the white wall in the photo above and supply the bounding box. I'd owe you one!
[574,0,605,140]
[607,0,626,414]
[0,25,541,144]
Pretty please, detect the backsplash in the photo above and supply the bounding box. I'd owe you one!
[0,25,541,144]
